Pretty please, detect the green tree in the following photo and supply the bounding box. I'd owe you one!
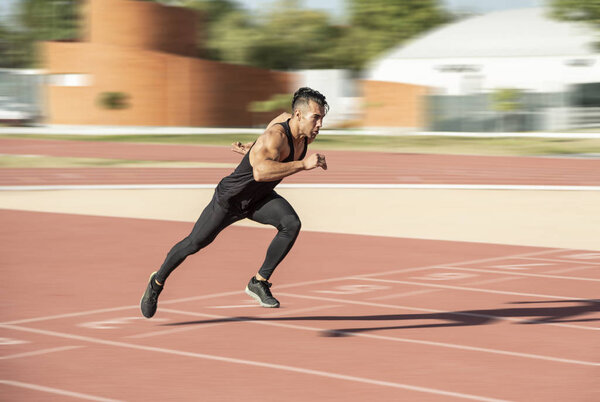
[491,88,524,132]
[0,0,80,68]
[207,9,259,63]
[189,0,239,22]
[550,0,600,26]
[0,24,36,68]
[248,1,340,70]
[19,0,80,42]
[346,0,451,69]
[550,0,600,50]
[141,0,452,71]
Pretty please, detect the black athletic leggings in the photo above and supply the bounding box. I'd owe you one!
[155,191,301,283]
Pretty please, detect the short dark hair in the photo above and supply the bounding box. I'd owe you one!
[292,87,329,115]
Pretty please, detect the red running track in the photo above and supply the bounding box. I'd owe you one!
[1,209,599,401]
[1,137,600,186]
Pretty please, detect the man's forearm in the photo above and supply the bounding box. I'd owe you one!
[253,160,304,182]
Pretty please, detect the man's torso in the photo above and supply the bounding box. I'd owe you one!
[214,120,307,212]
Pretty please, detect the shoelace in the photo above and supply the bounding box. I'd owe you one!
[259,280,274,297]
[148,289,159,303]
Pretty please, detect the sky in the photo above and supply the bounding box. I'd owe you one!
[1,0,546,21]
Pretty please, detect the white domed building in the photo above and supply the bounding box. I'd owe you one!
[361,8,600,130]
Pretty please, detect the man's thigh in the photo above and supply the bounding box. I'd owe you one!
[247,192,298,227]
[188,196,243,241]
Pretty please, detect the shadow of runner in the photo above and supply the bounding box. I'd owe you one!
[162,299,600,337]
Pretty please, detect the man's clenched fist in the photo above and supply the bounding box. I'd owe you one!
[303,153,327,170]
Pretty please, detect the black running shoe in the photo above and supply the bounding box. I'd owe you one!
[140,272,163,318]
[245,276,280,308]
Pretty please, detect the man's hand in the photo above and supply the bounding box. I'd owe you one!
[231,141,252,155]
[303,153,327,171]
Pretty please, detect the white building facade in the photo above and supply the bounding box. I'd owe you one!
[366,8,599,96]
[365,8,600,131]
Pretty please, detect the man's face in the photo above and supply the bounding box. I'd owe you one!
[296,100,325,141]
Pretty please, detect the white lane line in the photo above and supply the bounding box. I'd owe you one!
[461,277,521,287]
[0,265,491,326]
[264,305,343,318]
[433,266,600,282]
[160,308,600,367]
[369,289,441,301]
[1,184,600,191]
[0,345,83,360]
[208,305,257,309]
[354,277,598,301]
[522,257,600,266]
[1,277,358,325]
[0,324,508,402]
[1,248,573,326]
[546,266,597,275]
[2,305,141,326]
[127,305,341,340]
[277,293,599,332]
[0,379,121,402]
[357,249,569,279]
[126,321,228,340]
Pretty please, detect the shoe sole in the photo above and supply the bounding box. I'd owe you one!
[245,286,280,308]
[140,271,158,318]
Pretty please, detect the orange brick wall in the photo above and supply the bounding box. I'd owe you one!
[42,0,296,127]
[361,80,429,128]
[87,0,198,57]
[42,41,296,126]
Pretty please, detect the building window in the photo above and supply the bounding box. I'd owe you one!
[435,64,482,73]
[48,74,92,87]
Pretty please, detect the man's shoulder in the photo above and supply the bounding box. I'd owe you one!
[260,124,288,147]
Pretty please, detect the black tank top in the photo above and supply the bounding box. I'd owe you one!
[214,119,307,212]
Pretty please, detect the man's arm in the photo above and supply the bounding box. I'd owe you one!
[250,126,326,182]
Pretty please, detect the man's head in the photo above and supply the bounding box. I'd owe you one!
[291,87,328,140]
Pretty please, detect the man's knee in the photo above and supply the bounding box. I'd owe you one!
[279,214,301,235]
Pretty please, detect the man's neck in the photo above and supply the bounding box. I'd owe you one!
[288,118,302,141]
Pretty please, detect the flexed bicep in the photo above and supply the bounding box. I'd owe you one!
[249,130,285,182]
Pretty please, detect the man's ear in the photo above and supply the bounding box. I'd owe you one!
[293,108,302,120]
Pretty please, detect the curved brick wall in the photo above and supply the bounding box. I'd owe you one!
[42,0,296,126]
[88,0,197,57]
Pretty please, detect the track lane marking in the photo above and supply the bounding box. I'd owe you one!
[369,289,441,300]
[432,266,600,282]
[0,324,509,402]
[277,292,600,332]
[354,277,599,301]
[0,346,83,361]
[159,308,599,367]
[0,379,121,401]
[127,304,341,340]
[357,249,570,279]
[522,257,600,266]
[2,247,585,326]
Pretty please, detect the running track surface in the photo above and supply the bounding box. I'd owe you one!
[1,138,599,401]
[2,138,600,185]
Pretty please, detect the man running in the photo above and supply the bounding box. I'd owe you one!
[141,87,328,317]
